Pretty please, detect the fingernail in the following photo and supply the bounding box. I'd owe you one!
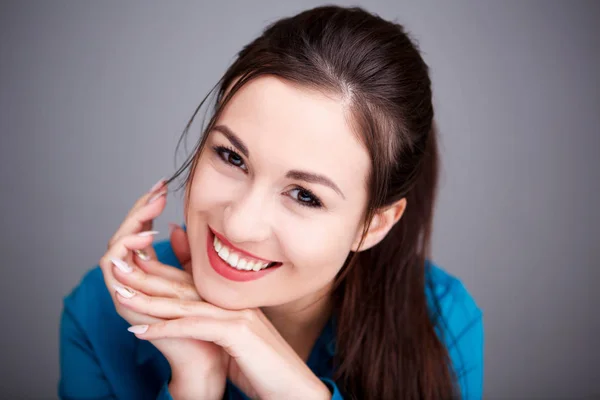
[168,223,180,235]
[149,177,166,193]
[111,258,133,273]
[128,325,148,334]
[134,249,150,261]
[113,284,135,298]
[137,230,159,237]
[148,190,167,204]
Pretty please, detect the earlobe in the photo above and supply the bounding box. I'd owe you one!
[351,214,379,252]
[351,198,407,252]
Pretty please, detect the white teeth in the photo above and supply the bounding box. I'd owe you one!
[227,252,239,268]
[214,236,222,252]
[217,246,229,260]
[213,234,274,272]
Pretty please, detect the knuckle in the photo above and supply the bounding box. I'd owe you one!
[170,280,190,300]
[155,320,169,332]
[99,255,111,269]
[135,269,148,282]
[113,234,128,247]
[232,315,252,337]
[139,293,152,307]
[177,301,193,314]
[190,316,204,327]
[240,309,256,323]
[233,316,253,335]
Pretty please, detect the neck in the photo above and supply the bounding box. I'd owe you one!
[261,284,333,361]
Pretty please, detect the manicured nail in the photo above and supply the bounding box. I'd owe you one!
[113,284,135,298]
[149,177,166,193]
[168,223,180,235]
[148,190,167,204]
[137,230,159,237]
[134,249,150,261]
[111,258,133,273]
[128,325,148,334]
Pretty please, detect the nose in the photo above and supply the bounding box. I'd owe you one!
[222,186,272,245]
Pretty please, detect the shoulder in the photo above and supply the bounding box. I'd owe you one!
[425,261,484,398]
[425,261,482,325]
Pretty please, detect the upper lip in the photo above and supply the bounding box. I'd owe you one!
[210,227,279,264]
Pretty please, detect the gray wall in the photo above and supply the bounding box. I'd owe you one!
[1,1,598,398]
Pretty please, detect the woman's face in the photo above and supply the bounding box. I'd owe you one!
[185,76,371,310]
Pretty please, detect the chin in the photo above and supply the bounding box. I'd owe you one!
[192,273,253,310]
[186,221,288,309]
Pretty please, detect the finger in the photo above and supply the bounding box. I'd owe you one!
[110,285,163,325]
[113,259,199,301]
[129,316,320,398]
[100,232,167,327]
[115,290,230,320]
[126,178,167,221]
[109,190,167,261]
[100,231,158,291]
[108,178,167,249]
[129,316,236,349]
[170,224,192,273]
[133,257,192,283]
[108,190,166,248]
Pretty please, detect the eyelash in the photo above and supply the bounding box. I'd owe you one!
[211,145,324,209]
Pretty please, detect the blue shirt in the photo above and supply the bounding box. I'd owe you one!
[59,239,484,399]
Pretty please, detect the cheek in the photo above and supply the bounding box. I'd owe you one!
[188,158,238,210]
[277,214,359,278]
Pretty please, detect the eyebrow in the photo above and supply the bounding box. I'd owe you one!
[213,124,249,158]
[212,124,346,199]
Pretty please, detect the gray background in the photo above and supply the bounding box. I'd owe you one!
[0,0,598,398]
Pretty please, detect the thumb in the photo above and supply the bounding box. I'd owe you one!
[169,223,191,273]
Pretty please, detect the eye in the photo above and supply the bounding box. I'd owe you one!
[212,145,247,172]
[287,187,323,209]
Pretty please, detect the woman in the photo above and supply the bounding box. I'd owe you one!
[59,5,483,400]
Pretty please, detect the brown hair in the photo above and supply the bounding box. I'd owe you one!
[168,5,457,399]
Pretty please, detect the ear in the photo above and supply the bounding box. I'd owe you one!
[351,198,407,252]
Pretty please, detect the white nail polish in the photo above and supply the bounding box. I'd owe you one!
[111,258,133,273]
[137,230,159,237]
[128,325,149,334]
[113,284,135,298]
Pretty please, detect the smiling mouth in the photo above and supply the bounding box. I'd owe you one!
[210,230,281,272]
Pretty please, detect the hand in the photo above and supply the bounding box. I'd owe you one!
[98,180,228,399]
[119,297,332,400]
[100,180,169,328]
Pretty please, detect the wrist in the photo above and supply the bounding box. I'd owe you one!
[169,366,226,400]
[304,378,333,400]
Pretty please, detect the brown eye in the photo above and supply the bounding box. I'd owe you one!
[212,145,248,172]
[288,187,323,208]
[227,152,243,166]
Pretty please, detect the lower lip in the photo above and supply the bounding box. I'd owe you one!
[206,229,281,282]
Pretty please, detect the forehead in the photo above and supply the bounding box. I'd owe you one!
[215,76,370,192]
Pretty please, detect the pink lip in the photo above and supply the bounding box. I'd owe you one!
[206,227,282,282]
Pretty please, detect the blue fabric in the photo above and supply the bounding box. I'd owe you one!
[59,239,483,399]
